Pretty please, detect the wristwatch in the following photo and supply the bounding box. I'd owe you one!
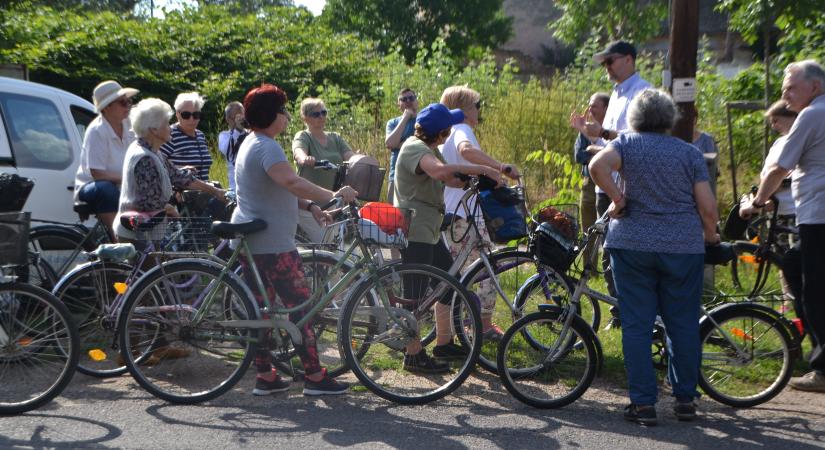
[600,128,611,140]
[306,201,317,211]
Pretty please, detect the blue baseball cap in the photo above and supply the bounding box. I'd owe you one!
[415,103,464,135]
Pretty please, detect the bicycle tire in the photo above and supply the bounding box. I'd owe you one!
[513,270,597,339]
[496,308,600,409]
[117,259,258,404]
[698,304,794,407]
[52,260,133,378]
[0,283,79,415]
[458,249,536,373]
[29,225,97,278]
[338,263,481,405]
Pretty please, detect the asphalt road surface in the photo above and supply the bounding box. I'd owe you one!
[3,369,825,449]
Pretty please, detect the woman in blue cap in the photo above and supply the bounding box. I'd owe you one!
[393,103,504,373]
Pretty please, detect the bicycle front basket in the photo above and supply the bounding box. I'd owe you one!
[529,221,576,273]
[0,211,31,266]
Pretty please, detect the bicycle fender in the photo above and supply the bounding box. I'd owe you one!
[702,302,802,356]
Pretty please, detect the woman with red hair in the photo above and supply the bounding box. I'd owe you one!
[232,84,358,396]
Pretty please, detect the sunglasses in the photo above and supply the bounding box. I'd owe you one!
[601,56,623,67]
[474,100,483,110]
[308,109,328,118]
[398,94,417,102]
[115,98,132,108]
[179,111,202,120]
[277,105,289,116]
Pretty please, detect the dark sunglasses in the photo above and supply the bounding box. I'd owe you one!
[308,109,328,118]
[277,105,289,116]
[398,94,417,102]
[179,111,202,120]
[474,100,483,110]
[601,56,621,67]
[115,98,132,107]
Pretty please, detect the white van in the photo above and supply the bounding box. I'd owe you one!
[0,77,96,224]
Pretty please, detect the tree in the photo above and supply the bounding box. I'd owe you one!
[548,0,667,46]
[196,0,293,14]
[322,0,513,64]
[5,0,139,12]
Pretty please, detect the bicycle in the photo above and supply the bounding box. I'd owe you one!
[51,211,229,379]
[115,200,482,405]
[0,211,79,415]
[497,212,799,408]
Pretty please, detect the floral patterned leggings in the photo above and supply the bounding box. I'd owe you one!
[240,250,322,377]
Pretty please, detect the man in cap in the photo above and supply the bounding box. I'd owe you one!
[75,80,139,238]
[741,60,825,392]
[570,41,651,329]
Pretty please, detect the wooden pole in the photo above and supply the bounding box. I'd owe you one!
[668,0,699,142]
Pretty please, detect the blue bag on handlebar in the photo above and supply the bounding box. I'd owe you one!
[478,185,528,244]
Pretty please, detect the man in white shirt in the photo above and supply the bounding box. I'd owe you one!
[75,80,138,238]
[570,41,651,328]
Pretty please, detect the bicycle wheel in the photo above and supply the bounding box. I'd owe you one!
[0,283,79,415]
[459,249,536,373]
[52,260,133,378]
[497,308,600,409]
[339,263,481,405]
[117,260,258,404]
[29,225,98,278]
[729,241,784,302]
[699,304,794,407]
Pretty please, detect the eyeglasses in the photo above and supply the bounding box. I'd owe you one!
[277,105,289,115]
[601,55,624,67]
[398,94,417,102]
[474,100,483,110]
[308,109,328,118]
[115,98,132,108]
[179,111,202,120]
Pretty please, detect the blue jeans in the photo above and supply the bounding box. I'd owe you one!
[78,180,120,214]
[610,248,703,405]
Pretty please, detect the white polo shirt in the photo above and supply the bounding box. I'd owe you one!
[75,115,135,190]
[596,72,651,194]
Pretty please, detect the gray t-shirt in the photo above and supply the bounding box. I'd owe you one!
[232,132,298,254]
[776,94,825,225]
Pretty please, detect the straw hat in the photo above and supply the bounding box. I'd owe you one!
[92,80,139,113]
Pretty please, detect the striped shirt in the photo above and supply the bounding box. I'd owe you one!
[159,124,212,180]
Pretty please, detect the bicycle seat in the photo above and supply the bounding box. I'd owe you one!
[74,201,93,221]
[704,242,735,266]
[210,219,267,239]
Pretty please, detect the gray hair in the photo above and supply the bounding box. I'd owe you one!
[784,60,825,87]
[224,101,243,119]
[627,89,678,133]
[130,98,173,139]
[174,92,205,111]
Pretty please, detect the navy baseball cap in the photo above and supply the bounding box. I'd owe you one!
[416,103,464,135]
[593,40,637,63]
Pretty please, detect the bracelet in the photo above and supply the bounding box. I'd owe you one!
[306,201,317,211]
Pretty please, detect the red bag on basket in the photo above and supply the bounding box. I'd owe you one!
[360,202,409,235]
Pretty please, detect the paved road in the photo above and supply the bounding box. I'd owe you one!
[3,370,825,449]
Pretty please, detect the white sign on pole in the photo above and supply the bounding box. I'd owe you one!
[672,78,697,103]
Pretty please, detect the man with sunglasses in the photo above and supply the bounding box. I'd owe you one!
[385,88,419,203]
[160,92,212,181]
[570,41,650,329]
[75,80,139,238]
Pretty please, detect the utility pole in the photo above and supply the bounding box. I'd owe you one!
[667,0,699,142]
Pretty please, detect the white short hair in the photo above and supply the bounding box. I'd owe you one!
[130,98,173,139]
[627,89,678,133]
[174,92,205,111]
[784,60,825,87]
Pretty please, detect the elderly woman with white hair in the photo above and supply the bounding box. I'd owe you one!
[114,98,224,244]
[589,89,719,425]
[160,92,212,180]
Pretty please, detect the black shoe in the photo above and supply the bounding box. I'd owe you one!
[252,375,290,396]
[303,376,349,396]
[603,316,622,330]
[432,342,469,360]
[403,350,450,373]
[674,400,697,421]
[623,404,657,426]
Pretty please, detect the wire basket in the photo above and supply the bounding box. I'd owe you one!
[357,202,412,248]
[531,203,580,240]
[0,212,31,266]
[128,216,219,255]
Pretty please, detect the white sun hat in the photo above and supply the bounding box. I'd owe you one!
[92,80,139,113]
